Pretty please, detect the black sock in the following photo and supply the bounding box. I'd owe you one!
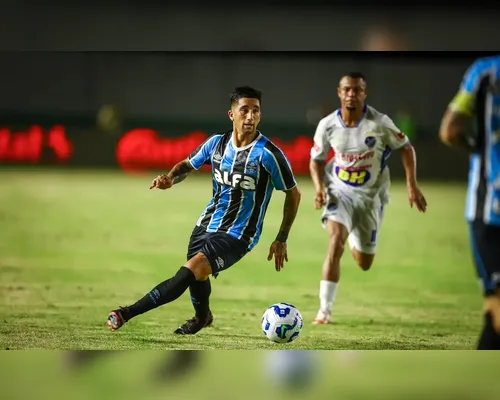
[123,267,196,321]
[477,313,500,350]
[189,278,211,318]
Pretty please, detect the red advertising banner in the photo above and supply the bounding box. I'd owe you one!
[0,124,331,175]
[0,125,73,164]
[116,129,209,172]
[116,128,330,174]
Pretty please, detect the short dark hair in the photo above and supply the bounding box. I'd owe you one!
[341,72,367,85]
[229,86,262,106]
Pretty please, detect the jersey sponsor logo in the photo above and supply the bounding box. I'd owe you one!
[214,167,257,190]
[364,136,376,148]
[246,159,259,173]
[348,164,372,170]
[335,166,371,186]
[338,151,374,162]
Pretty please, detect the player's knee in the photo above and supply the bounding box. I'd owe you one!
[352,250,374,271]
[185,253,212,281]
[358,259,373,271]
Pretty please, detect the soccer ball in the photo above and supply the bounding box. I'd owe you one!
[261,303,303,343]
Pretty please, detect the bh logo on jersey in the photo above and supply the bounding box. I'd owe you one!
[214,168,256,190]
[335,166,370,187]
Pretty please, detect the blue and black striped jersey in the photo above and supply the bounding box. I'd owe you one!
[188,131,297,250]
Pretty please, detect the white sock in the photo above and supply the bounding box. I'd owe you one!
[319,280,338,313]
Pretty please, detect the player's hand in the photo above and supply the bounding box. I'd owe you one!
[149,174,173,190]
[267,240,288,272]
[314,190,326,210]
[407,183,427,213]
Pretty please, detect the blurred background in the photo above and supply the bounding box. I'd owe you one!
[0,3,499,179]
[2,3,500,51]
[2,350,500,400]
[2,3,500,399]
[0,50,496,178]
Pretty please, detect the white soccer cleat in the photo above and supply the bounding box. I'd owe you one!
[312,309,331,325]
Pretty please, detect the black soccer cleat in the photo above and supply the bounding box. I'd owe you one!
[173,311,213,335]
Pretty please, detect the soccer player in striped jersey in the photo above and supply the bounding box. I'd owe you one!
[107,86,301,335]
[439,55,500,349]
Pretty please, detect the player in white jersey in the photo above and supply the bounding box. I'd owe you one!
[309,72,428,324]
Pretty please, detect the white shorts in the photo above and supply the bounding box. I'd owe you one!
[321,191,385,254]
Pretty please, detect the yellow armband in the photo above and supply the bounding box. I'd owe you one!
[448,90,475,117]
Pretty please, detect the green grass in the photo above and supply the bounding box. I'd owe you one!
[0,168,483,350]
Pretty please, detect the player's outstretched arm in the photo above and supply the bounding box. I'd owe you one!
[400,144,427,213]
[149,159,194,190]
[168,159,195,185]
[382,115,427,213]
[268,185,301,272]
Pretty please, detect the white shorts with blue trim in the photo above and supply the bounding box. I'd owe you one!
[321,189,386,255]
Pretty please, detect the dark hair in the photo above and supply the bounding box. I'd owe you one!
[229,86,262,106]
[341,72,367,85]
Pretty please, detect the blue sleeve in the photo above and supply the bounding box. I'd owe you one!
[188,134,222,170]
[262,142,297,191]
[460,58,491,95]
[449,57,496,116]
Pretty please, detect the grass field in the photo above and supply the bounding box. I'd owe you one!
[0,168,483,350]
